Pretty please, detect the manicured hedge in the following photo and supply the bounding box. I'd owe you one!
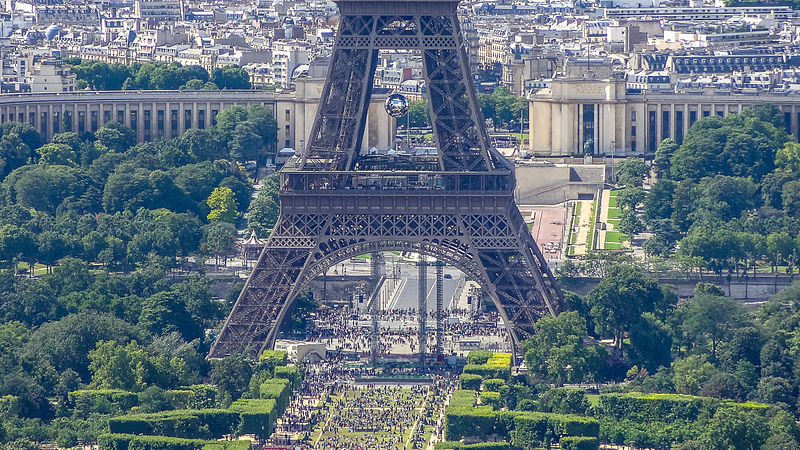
[444,405,498,441]
[258,378,291,415]
[98,434,251,450]
[561,436,599,450]
[595,393,769,423]
[459,374,482,390]
[463,364,510,382]
[467,350,494,365]
[69,389,139,416]
[483,378,506,392]
[448,390,477,410]
[274,365,301,390]
[434,442,510,450]
[107,409,239,439]
[229,398,277,439]
[506,411,599,448]
[481,391,502,410]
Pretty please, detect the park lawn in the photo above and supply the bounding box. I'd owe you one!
[607,194,619,209]
[607,207,621,220]
[17,262,49,276]
[587,394,600,407]
[605,231,628,244]
[607,218,621,227]
[527,223,534,231]
[573,201,582,216]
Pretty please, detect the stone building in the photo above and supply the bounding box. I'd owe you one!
[529,77,800,157]
[0,78,394,158]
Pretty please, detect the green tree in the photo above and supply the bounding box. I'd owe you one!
[644,180,676,223]
[22,312,142,381]
[212,66,251,90]
[586,264,663,350]
[206,187,238,223]
[36,143,79,166]
[701,407,770,450]
[776,141,800,173]
[617,208,644,237]
[402,100,430,128]
[522,311,606,385]
[617,157,648,187]
[138,291,202,341]
[179,79,218,90]
[680,294,747,358]
[210,355,253,401]
[247,104,278,148]
[672,354,718,395]
[95,121,136,153]
[203,222,236,266]
[782,180,800,217]
[228,121,263,161]
[628,313,672,371]
[247,188,280,236]
[654,138,678,179]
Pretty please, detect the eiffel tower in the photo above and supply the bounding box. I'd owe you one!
[208,0,566,361]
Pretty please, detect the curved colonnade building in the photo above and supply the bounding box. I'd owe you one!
[0,78,394,156]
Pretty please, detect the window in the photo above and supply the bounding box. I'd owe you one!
[117,110,124,123]
[631,141,637,152]
[703,110,710,117]
[675,111,684,145]
[631,110,636,122]
[582,104,595,154]
[631,125,636,137]
[285,139,291,147]
[661,110,670,140]
[648,111,657,153]
[689,110,697,127]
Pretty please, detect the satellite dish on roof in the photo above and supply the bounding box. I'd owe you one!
[45,24,60,41]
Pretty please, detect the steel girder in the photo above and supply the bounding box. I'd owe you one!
[208,191,565,359]
[301,10,495,172]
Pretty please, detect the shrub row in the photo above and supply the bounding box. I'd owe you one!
[258,378,291,415]
[445,401,599,443]
[434,442,511,450]
[463,364,510,382]
[507,411,599,448]
[595,392,769,423]
[466,350,495,365]
[483,379,506,392]
[228,398,278,440]
[98,433,250,450]
[459,374,482,390]
[448,390,477,410]
[165,386,217,410]
[69,390,139,416]
[107,409,239,439]
[274,365,301,390]
[481,392,502,410]
[561,436,599,450]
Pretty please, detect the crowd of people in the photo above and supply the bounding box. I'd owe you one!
[265,358,457,449]
[302,306,510,358]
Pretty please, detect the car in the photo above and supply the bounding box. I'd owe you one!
[443,273,452,279]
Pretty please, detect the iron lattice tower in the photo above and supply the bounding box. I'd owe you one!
[209,0,565,362]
